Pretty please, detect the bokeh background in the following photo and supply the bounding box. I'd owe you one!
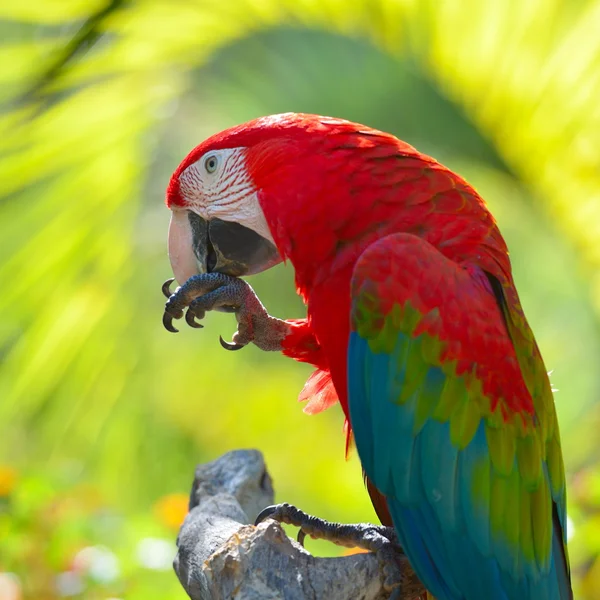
[1,1,600,598]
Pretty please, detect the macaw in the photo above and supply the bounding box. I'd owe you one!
[162,113,572,600]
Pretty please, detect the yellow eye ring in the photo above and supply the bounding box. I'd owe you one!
[204,155,219,174]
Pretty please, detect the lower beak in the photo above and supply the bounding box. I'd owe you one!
[168,210,281,284]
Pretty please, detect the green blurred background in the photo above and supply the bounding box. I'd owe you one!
[1,0,600,598]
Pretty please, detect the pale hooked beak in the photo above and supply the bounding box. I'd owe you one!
[168,209,282,285]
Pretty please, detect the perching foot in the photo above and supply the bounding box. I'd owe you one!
[255,502,408,599]
[255,502,398,549]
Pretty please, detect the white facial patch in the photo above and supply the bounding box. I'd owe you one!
[178,147,274,244]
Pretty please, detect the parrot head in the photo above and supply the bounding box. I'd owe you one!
[165,122,283,285]
[165,112,396,286]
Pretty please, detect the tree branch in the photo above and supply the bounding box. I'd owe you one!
[173,450,425,600]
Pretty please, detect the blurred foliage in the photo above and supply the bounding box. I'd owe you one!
[1,0,600,598]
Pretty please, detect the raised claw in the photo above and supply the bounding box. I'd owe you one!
[219,336,245,351]
[185,310,204,329]
[162,278,176,299]
[163,312,179,333]
[161,273,289,350]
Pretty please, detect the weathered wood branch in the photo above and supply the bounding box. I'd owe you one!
[173,449,425,600]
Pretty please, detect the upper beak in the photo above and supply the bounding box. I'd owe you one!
[168,209,282,284]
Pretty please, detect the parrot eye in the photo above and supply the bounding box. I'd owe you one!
[204,154,219,174]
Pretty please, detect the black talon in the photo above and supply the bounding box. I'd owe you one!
[219,336,244,351]
[162,278,175,299]
[254,504,279,526]
[163,312,179,333]
[185,310,204,329]
[297,530,306,547]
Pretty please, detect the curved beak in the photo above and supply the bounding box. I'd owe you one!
[168,209,282,285]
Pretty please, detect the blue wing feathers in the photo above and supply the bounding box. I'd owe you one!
[458,424,492,558]
[348,330,570,600]
[419,413,459,531]
[347,338,374,470]
[370,352,397,491]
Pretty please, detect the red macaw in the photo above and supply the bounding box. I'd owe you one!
[162,113,572,600]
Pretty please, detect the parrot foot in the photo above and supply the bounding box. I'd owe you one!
[255,502,398,549]
[255,503,406,598]
[162,274,290,351]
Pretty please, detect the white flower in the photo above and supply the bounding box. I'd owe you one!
[72,546,121,584]
[0,573,21,600]
[136,537,176,571]
[55,572,84,597]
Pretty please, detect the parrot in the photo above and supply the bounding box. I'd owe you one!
[162,113,572,600]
